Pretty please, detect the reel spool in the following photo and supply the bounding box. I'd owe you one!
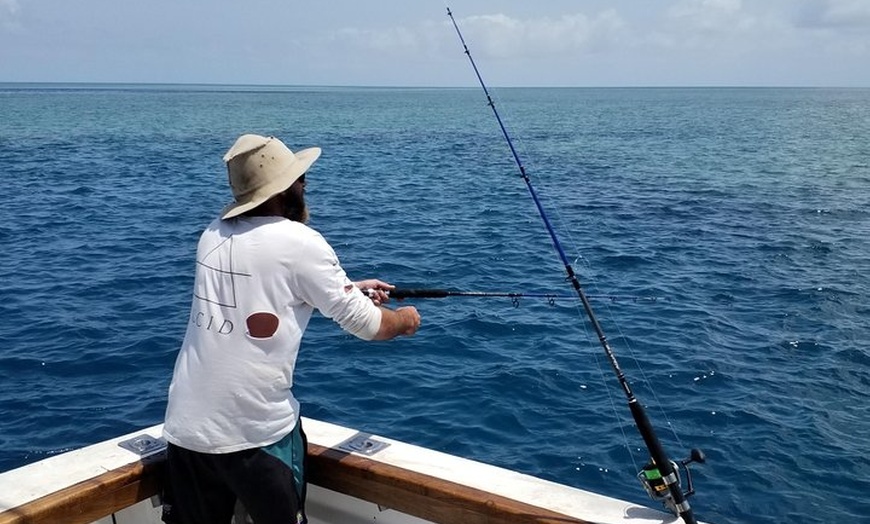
[638,449,706,515]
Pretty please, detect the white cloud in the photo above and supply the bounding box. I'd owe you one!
[649,0,824,57]
[0,0,21,30]
[331,26,422,54]
[665,0,757,36]
[793,0,870,29]
[325,10,627,62]
[307,3,869,86]
[446,9,626,58]
[0,0,19,14]
[3,1,866,86]
[450,11,627,59]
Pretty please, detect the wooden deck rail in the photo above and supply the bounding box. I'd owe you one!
[0,444,590,524]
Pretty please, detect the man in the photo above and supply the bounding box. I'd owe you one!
[162,134,421,524]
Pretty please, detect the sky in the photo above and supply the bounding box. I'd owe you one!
[1,0,869,87]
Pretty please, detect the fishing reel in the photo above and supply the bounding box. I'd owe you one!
[637,449,705,515]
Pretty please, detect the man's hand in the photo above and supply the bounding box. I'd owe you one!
[372,305,421,340]
[395,306,421,336]
[355,279,394,306]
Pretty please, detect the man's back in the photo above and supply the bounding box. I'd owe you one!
[164,216,382,453]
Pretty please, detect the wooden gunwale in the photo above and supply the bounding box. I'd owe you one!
[0,455,162,524]
[0,444,590,524]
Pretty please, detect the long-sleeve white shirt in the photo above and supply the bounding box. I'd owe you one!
[163,216,382,453]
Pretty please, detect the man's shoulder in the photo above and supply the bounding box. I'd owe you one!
[246,218,332,250]
[267,219,323,241]
[212,216,314,235]
[203,217,332,253]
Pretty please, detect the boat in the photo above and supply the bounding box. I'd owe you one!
[0,417,694,524]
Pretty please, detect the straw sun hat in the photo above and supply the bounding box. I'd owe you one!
[220,134,321,220]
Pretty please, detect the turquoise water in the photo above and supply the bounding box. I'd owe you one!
[1,84,869,523]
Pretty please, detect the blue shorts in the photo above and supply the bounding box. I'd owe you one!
[162,421,308,524]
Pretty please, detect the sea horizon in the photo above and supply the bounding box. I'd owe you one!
[2,81,869,90]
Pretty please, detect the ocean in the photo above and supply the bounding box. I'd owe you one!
[1,84,868,523]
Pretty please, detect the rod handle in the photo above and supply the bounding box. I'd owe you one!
[388,288,449,299]
[359,288,450,299]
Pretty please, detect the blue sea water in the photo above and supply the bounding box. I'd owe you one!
[1,84,869,524]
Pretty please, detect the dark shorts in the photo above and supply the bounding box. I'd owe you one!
[162,421,308,524]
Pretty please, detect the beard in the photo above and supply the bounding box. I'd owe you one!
[281,183,309,223]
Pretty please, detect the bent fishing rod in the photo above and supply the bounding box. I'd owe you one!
[446,8,704,523]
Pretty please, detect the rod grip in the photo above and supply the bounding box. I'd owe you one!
[388,288,449,299]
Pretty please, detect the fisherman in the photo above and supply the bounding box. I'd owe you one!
[161,134,421,524]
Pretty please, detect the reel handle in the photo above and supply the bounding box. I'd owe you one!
[679,448,706,497]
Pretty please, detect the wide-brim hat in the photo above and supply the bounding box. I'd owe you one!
[220,134,321,220]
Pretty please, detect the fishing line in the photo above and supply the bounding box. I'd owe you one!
[600,302,689,450]
[445,8,704,522]
[581,310,643,475]
[563,237,689,450]
[560,256,651,477]
[566,247,689,450]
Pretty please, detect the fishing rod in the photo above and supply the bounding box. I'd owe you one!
[446,8,704,523]
[361,287,663,306]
